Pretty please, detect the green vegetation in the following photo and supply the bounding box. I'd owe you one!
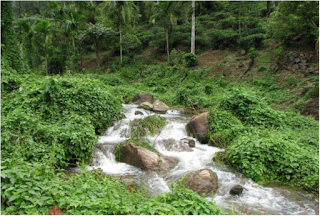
[2,70,122,167]
[115,115,165,161]
[1,1,319,214]
[208,89,319,193]
[130,114,166,139]
[1,158,225,215]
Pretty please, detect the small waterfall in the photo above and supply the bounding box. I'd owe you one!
[89,104,319,215]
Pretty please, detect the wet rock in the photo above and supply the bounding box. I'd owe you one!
[152,100,169,114]
[158,138,193,152]
[138,102,153,110]
[186,112,209,144]
[180,138,195,148]
[183,169,218,197]
[120,142,178,171]
[229,184,245,196]
[133,93,153,105]
[135,111,144,115]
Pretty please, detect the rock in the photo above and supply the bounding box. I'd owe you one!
[183,169,218,197]
[180,138,195,148]
[294,58,301,63]
[186,112,209,144]
[240,49,247,56]
[138,102,153,110]
[120,142,178,171]
[158,138,193,152]
[135,111,144,115]
[133,93,153,105]
[152,100,169,114]
[229,184,245,196]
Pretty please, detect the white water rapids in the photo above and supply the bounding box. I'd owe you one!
[88,104,318,215]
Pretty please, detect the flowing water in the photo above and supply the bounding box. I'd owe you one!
[89,104,319,215]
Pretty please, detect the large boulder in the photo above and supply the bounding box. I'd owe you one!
[183,169,218,197]
[186,112,209,144]
[138,102,153,110]
[133,93,153,105]
[152,100,169,114]
[120,142,178,171]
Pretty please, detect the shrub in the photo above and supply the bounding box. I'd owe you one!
[175,87,190,106]
[207,109,244,148]
[207,30,240,49]
[227,130,319,193]
[238,33,265,49]
[1,75,122,167]
[136,183,225,215]
[1,158,225,215]
[219,17,238,30]
[219,88,285,128]
[184,53,198,67]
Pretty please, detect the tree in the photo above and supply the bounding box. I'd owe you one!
[1,1,24,72]
[191,1,195,54]
[266,1,271,18]
[104,1,135,63]
[263,1,319,47]
[150,1,179,61]
[78,23,115,67]
[18,17,41,69]
[35,19,53,75]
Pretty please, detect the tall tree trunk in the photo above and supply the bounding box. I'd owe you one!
[166,28,169,61]
[198,1,202,16]
[120,22,123,63]
[266,1,271,18]
[184,2,188,23]
[191,1,195,54]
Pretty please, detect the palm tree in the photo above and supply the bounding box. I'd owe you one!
[18,16,41,69]
[104,1,134,63]
[35,19,53,76]
[150,1,178,61]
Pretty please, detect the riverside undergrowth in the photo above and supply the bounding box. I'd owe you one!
[1,70,122,167]
[207,88,319,193]
[1,158,226,215]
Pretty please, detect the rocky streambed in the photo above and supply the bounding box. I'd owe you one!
[85,101,318,215]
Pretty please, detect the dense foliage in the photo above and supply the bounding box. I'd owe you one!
[1,1,319,214]
[1,70,122,167]
[130,114,166,139]
[208,89,319,193]
[1,158,225,215]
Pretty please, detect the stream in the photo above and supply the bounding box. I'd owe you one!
[87,104,318,215]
